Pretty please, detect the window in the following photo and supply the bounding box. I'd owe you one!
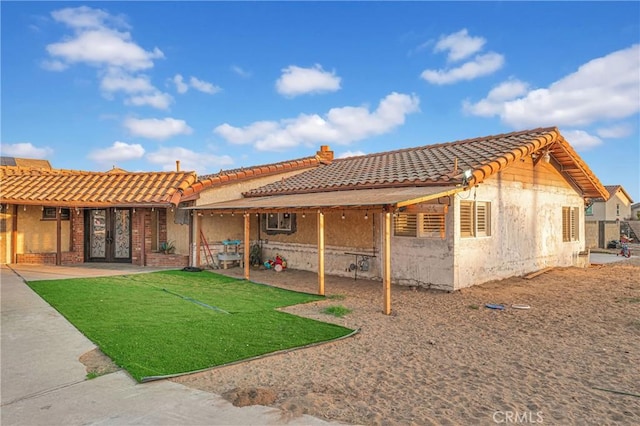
[585,205,593,216]
[616,204,620,216]
[562,206,579,242]
[460,201,491,238]
[262,213,296,235]
[42,207,70,220]
[394,212,446,238]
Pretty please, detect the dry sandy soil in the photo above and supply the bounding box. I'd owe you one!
[173,256,640,425]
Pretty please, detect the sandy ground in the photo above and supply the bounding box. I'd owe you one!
[173,256,640,425]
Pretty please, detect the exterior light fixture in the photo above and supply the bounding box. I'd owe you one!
[543,150,551,163]
[302,212,306,218]
[341,211,345,219]
[364,211,369,220]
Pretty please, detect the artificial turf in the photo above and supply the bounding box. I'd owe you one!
[27,270,353,381]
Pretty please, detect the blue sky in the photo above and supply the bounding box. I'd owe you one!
[1,2,639,200]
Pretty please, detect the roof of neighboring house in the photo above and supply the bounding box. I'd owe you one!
[180,154,324,200]
[592,185,634,203]
[0,167,197,207]
[245,127,608,200]
[0,156,52,169]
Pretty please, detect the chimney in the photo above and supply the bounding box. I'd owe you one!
[176,160,181,172]
[316,145,334,164]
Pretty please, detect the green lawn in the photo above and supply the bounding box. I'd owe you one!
[27,270,353,382]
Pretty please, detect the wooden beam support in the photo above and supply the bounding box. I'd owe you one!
[56,207,62,265]
[383,211,391,315]
[244,213,250,280]
[11,205,18,264]
[317,210,325,296]
[195,213,201,267]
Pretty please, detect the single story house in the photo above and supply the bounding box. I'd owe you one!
[190,127,608,314]
[584,185,634,248]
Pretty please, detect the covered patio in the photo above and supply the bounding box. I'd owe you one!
[189,185,462,315]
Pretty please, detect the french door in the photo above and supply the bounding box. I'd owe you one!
[85,208,132,262]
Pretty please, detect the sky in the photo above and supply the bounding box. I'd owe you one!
[1,2,639,200]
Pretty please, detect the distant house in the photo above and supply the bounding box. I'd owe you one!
[0,150,329,267]
[632,202,640,220]
[584,185,634,248]
[191,127,608,313]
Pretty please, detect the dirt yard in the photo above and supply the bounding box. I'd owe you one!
[173,256,640,425]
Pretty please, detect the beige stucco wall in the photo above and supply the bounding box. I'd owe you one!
[16,207,71,254]
[590,190,633,221]
[195,169,315,206]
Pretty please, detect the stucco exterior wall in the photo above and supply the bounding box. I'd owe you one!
[195,169,315,206]
[388,206,454,290]
[453,160,584,290]
[17,208,71,254]
[261,211,379,279]
[590,191,633,221]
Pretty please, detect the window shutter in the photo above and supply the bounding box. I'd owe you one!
[476,202,491,236]
[460,201,474,237]
[562,207,571,242]
[421,213,446,238]
[394,213,417,237]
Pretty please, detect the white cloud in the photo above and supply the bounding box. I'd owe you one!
[215,121,280,145]
[276,64,341,97]
[87,141,145,163]
[214,92,420,151]
[231,65,251,78]
[51,5,128,31]
[41,59,68,71]
[464,44,640,128]
[44,6,168,110]
[124,117,193,140]
[146,146,233,174]
[338,150,366,159]
[0,142,53,158]
[561,129,603,151]
[100,69,155,94]
[421,52,504,85]
[46,28,164,71]
[173,74,188,94]
[189,76,221,94]
[463,79,529,116]
[596,123,634,139]
[434,29,486,62]
[125,92,173,109]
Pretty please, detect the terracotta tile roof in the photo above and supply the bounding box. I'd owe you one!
[0,168,197,207]
[245,127,608,200]
[181,155,321,199]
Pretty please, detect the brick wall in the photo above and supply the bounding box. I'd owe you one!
[146,253,188,267]
[17,253,56,264]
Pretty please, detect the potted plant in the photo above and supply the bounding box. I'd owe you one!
[159,241,175,254]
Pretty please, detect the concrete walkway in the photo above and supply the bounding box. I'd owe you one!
[0,265,341,426]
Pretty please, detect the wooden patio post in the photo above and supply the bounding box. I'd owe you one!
[195,213,201,268]
[244,213,250,280]
[383,211,391,315]
[56,207,62,265]
[12,205,18,264]
[317,210,325,296]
